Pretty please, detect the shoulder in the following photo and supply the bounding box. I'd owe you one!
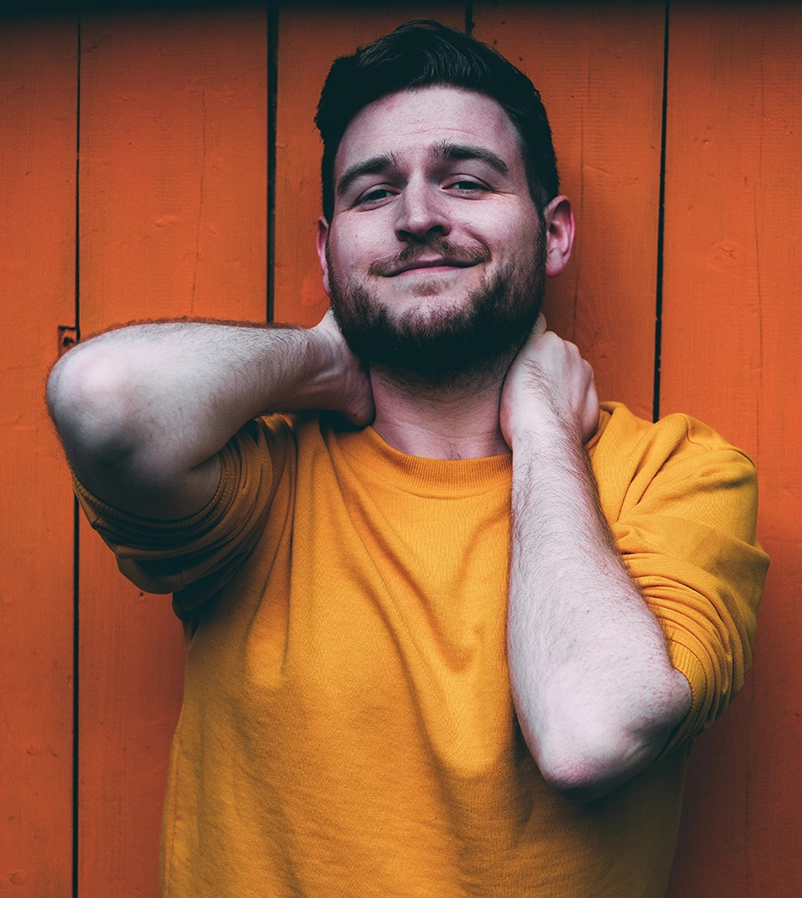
[590,402,759,527]
[240,411,321,461]
[592,401,750,461]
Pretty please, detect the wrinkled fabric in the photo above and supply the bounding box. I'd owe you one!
[75,402,768,898]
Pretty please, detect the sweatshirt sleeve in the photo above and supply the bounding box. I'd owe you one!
[590,403,769,752]
[72,415,294,617]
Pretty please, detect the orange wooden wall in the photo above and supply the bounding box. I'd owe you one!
[1,3,799,894]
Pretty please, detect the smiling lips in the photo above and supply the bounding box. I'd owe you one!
[368,243,491,277]
[392,258,474,275]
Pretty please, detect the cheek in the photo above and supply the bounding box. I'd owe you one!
[330,222,379,267]
[500,211,543,257]
[326,234,375,292]
[467,204,538,247]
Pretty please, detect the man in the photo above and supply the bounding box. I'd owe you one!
[48,20,767,898]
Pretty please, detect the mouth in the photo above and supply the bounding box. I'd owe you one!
[368,244,491,279]
[387,258,479,277]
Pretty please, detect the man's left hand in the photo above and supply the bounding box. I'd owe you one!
[499,316,599,449]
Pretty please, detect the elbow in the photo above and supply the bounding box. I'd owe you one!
[534,735,654,801]
[527,679,691,802]
[47,345,140,467]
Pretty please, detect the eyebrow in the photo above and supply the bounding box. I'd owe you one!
[335,142,510,199]
[336,153,400,199]
[430,141,510,176]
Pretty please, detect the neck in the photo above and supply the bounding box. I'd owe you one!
[368,361,512,460]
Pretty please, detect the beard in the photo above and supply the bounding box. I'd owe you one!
[327,235,547,387]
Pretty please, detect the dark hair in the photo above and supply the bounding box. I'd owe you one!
[315,20,559,221]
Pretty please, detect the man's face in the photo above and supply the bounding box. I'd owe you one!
[317,86,555,381]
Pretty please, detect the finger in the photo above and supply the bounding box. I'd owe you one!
[582,380,600,443]
[533,313,547,338]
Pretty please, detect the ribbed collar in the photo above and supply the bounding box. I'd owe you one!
[331,425,512,498]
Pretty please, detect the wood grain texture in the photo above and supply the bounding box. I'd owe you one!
[4,5,798,895]
[473,0,666,420]
[273,1,466,327]
[79,9,268,333]
[77,9,267,895]
[0,18,77,897]
[661,5,802,896]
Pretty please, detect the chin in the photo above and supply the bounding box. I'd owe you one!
[385,290,476,324]
[329,263,545,383]
[386,270,480,301]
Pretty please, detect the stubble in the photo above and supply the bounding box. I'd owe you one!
[327,234,547,392]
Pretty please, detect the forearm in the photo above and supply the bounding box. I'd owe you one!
[48,316,366,517]
[507,424,691,799]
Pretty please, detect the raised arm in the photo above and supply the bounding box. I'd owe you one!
[500,324,691,801]
[47,311,373,519]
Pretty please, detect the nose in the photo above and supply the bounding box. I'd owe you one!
[395,180,451,242]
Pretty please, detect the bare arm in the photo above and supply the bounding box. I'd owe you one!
[47,311,373,519]
[500,322,691,801]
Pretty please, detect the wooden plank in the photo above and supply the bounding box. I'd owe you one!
[273,1,466,327]
[661,5,802,897]
[77,9,267,895]
[0,17,77,897]
[473,0,666,419]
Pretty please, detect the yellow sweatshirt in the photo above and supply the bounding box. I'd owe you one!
[75,402,768,898]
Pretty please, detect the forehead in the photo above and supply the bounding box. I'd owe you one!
[334,86,525,180]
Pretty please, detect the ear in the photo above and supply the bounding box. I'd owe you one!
[316,216,331,296]
[542,196,574,278]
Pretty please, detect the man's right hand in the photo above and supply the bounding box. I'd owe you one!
[47,312,374,520]
[310,310,374,428]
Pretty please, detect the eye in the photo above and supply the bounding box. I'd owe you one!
[355,186,396,207]
[446,178,489,195]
